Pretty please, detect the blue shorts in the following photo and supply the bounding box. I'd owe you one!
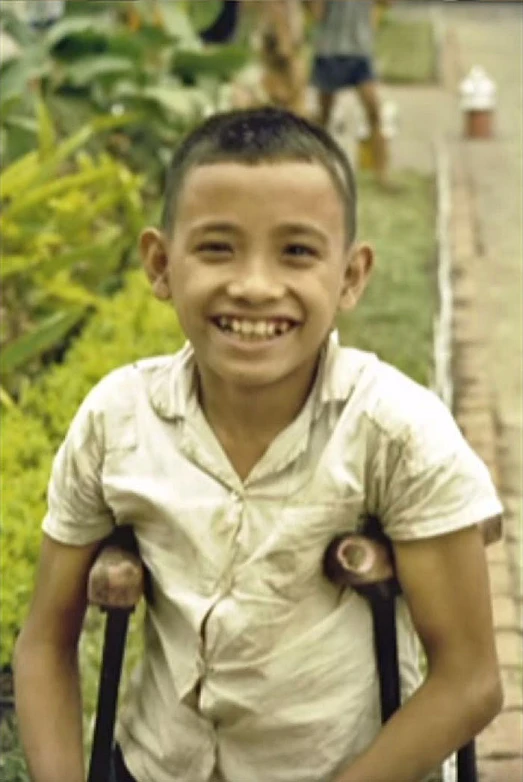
[312,55,375,92]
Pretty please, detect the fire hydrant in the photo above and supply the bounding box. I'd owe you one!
[460,66,496,139]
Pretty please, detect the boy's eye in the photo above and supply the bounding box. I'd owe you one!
[195,241,233,255]
[283,243,319,260]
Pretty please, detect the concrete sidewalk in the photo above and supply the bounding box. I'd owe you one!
[441,4,523,780]
[333,3,522,779]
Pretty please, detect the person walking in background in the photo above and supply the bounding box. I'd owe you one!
[257,0,308,115]
[309,0,392,187]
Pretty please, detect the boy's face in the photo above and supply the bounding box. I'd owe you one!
[141,161,372,392]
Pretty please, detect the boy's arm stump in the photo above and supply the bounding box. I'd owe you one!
[323,515,502,597]
[86,527,144,782]
[88,545,144,611]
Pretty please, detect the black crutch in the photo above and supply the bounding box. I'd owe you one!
[323,516,478,782]
[87,526,144,782]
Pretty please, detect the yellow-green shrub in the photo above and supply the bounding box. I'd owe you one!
[0,108,144,399]
[0,270,185,666]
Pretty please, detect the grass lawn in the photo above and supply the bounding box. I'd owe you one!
[338,170,437,387]
[376,11,438,85]
[0,171,437,781]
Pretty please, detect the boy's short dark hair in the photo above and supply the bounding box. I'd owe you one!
[161,107,357,246]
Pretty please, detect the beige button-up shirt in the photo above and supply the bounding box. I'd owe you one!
[43,335,502,782]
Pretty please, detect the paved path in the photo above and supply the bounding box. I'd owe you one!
[333,3,522,779]
[440,5,523,779]
[398,4,522,779]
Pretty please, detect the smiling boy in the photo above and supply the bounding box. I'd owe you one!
[14,108,502,782]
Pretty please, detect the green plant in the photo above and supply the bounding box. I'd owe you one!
[0,106,144,397]
[0,270,186,669]
[0,1,249,178]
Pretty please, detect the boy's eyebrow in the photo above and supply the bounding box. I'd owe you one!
[186,221,330,245]
[187,220,241,236]
[275,222,329,245]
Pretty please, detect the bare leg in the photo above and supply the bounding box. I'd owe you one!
[317,90,336,128]
[356,79,389,185]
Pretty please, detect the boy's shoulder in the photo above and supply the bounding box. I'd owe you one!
[334,345,453,444]
[86,343,193,419]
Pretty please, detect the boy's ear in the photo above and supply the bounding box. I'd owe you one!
[338,242,374,312]
[140,227,171,301]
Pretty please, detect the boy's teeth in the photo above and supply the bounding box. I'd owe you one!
[216,317,295,340]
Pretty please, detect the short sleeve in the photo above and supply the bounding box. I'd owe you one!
[42,383,115,545]
[378,394,503,541]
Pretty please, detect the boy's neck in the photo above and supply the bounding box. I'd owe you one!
[196,359,320,477]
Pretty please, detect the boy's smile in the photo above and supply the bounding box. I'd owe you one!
[141,160,372,424]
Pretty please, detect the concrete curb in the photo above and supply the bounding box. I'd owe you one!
[433,141,454,409]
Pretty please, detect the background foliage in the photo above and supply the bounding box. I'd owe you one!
[0,0,249,175]
[1,108,144,399]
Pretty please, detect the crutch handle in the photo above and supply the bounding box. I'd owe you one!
[88,545,144,611]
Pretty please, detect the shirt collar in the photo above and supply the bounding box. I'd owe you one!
[147,330,369,422]
[146,341,197,421]
[316,329,368,411]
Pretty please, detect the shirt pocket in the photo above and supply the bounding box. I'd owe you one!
[252,498,364,602]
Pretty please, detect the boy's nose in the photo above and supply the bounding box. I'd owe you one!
[226,267,285,303]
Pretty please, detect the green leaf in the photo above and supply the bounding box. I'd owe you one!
[0,112,141,199]
[60,0,116,15]
[36,98,57,157]
[3,115,38,135]
[41,277,102,308]
[0,240,118,282]
[186,0,223,34]
[141,84,200,117]
[0,7,38,47]
[63,55,136,88]
[0,150,39,201]
[4,166,119,218]
[137,24,175,50]
[0,385,17,411]
[158,2,197,44]
[0,93,23,118]
[0,52,50,104]
[44,15,110,50]
[172,45,249,81]
[0,309,87,376]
